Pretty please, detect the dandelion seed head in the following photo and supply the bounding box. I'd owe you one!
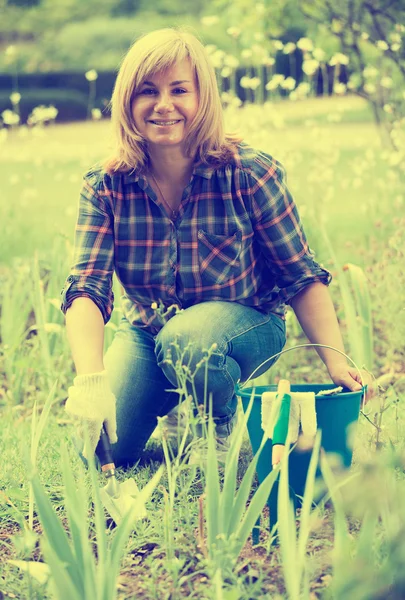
[200,15,219,27]
[376,40,389,51]
[297,37,313,52]
[85,69,98,82]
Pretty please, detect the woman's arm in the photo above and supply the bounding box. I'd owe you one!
[65,297,105,375]
[289,281,347,373]
[289,281,373,395]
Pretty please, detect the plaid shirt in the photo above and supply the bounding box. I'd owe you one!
[61,143,331,334]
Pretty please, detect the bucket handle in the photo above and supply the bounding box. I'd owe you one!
[238,342,366,403]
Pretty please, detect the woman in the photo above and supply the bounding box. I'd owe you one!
[61,28,371,467]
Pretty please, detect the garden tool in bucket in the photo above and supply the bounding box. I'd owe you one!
[74,426,147,524]
[235,343,366,544]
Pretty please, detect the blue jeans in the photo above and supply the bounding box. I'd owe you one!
[104,301,286,467]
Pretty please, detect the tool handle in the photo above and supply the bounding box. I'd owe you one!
[95,426,116,474]
[272,379,291,467]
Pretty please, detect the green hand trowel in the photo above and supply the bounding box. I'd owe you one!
[271,379,292,468]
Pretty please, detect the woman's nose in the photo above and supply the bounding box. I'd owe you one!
[154,92,174,112]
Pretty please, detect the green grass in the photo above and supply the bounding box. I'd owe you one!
[0,95,391,267]
[1,95,404,599]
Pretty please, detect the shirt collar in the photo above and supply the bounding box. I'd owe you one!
[122,159,215,185]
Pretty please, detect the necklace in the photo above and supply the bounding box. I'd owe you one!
[150,171,178,220]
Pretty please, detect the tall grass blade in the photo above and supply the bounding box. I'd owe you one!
[297,432,322,573]
[30,470,82,594]
[220,389,255,535]
[206,414,221,549]
[41,538,82,600]
[233,465,279,557]
[60,443,95,595]
[31,252,53,387]
[321,227,363,366]
[277,434,300,600]
[343,262,374,369]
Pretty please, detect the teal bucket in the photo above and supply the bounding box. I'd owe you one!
[236,383,364,543]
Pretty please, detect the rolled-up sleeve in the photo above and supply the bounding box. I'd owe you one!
[249,155,332,304]
[61,168,115,323]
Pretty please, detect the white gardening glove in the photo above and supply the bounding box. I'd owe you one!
[65,370,118,460]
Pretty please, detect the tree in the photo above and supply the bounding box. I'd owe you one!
[300,0,405,150]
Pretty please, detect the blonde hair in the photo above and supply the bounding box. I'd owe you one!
[103,28,242,174]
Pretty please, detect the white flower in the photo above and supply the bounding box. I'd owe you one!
[296,82,311,97]
[272,40,284,51]
[249,77,261,90]
[91,108,102,120]
[255,3,265,15]
[391,43,401,52]
[254,32,265,42]
[221,66,232,78]
[85,69,98,82]
[201,15,219,26]
[364,82,376,94]
[283,42,296,54]
[261,56,275,66]
[5,45,16,57]
[329,53,349,66]
[363,66,378,79]
[376,40,389,51]
[281,76,296,90]
[334,82,347,95]
[241,49,253,59]
[27,105,58,125]
[1,109,20,125]
[231,96,242,108]
[239,76,251,89]
[383,104,393,114]
[313,48,326,62]
[224,55,239,69]
[265,74,285,90]
[10,92,21,105]
[297,38,314,52]
[302,59,319,76]
[204,44,217,55]
[227,27,241,38]
[210,50,226,68]
[390,32,401,44]
[347,73,361,90]
[361,32,369,40]
[381,77,393,88]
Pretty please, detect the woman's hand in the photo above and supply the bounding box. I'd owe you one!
[65,370,118,459]
[328,364,375,403]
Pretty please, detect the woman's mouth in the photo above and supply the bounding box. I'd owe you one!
[148,120,182,127]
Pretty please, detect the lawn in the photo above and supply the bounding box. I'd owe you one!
[0,95,404,599]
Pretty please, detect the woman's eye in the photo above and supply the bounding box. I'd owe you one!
[140,88,156,95]
[173,88,187,94]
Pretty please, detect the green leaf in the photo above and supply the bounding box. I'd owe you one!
[108,467,164,597]
[60,443,95,594]
[220,388,256,536]
[297,432,322,573]
[41,539,82,600]
[30,471,82,594]
[8,560,50,585]
[277,435,300,600]
[205,416,221,548]
[226,428,268,537]
[233,464,279,557]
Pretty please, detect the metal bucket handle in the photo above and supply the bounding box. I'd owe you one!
[238,342,366,405]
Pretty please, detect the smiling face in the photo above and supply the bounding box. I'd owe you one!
[131,58,199,151]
